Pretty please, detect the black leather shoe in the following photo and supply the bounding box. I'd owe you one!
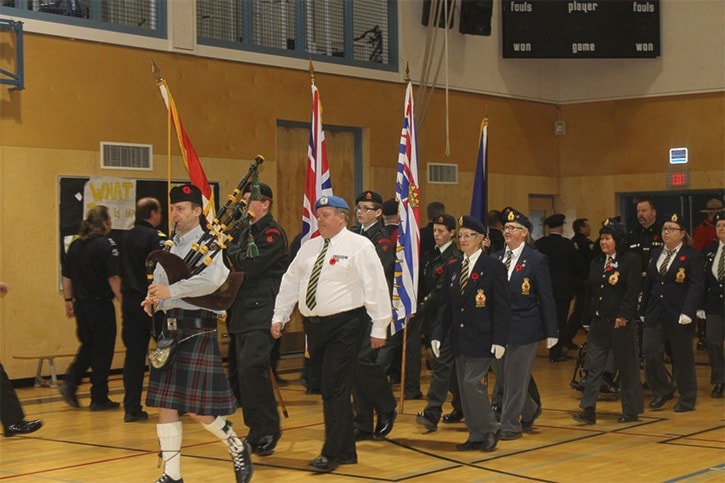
[711,383,723,398]
[90,400,120,411]
[415,412,438,432]
[374,410,397,439]
[308,454,339,473]
[4,419,42,437]
[353,427,375,441]
[155,474,183,483]
[521,404,542,432]
[549,355,569,363]
[572,407,596,425]
[456,440,482,451]
[59,384,79,408]
[229,439,253,483]
[481,431,499,452]
[499,431,522,441]
[124,411,148,423]
[442,408,464,423]
[649,391,674,409]
[254,431,282,456]
[617,414,639,423]
[404,391,424,400]
[562,341,579,351]
[673,403,694,412]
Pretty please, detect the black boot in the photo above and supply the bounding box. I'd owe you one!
[572,407,596,425]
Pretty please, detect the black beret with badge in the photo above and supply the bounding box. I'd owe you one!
[599,217,627,238]
[663,211,687,230]
[500,206,532,231]
[170,183,203,206]
[243,181,273,199]
[433,213,457,231]
[459,215,486,234]
[355,190,383,205]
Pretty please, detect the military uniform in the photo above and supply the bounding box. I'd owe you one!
[702,233,725,396]
[628,222,664,275]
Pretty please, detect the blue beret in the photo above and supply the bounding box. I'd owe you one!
[459,215,486,234]
[501,207,532,231]
[315,195,349,211]
[170,184,202,206]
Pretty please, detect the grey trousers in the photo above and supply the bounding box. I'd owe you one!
[455,355,497,442]
[492,342,539,434]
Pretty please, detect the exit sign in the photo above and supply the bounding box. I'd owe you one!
[668,171,688,187]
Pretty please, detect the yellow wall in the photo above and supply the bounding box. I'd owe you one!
[1,34,723,377]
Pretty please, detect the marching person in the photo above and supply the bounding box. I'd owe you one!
[60,205,123,411]
[431,216,510,452]
[226,182,289,456]
[271,195,392,473]
[698,212,725,398]
[628,197,664,276]
[120,197,165,423]
[491,207,558,440]
[142,184,252,483]
[573,218,644,425]
[641,212,705,412]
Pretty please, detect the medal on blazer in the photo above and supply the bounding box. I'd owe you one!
[521,278,531,295]
[475,289,487,307]
[608,271,620,285]
[676,267,686,283]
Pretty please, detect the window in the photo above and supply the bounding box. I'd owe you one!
[0,0,166,38]
[197,0,397,70]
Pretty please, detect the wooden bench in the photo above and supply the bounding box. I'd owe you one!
[13,350,125,388]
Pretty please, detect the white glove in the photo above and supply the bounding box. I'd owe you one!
[678,314,692,325]
[491,344,505,359]
[546,337,558,349]
[696,310,706,319]
[640,316,645,323]
[431,340,441,358]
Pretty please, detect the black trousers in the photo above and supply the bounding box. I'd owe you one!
[305,309,367,459]
[65,299,117,404]
[352,321,397,433]
[234,330,280,440]
[0,363,24,430]
[403,315,423,397]
[121,294,152,414]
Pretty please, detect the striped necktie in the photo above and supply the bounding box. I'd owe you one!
[460,257,470,294]
[504,250,513,270]
[659,249,675,276]
[305,238,330,310]
[718,248,725,281]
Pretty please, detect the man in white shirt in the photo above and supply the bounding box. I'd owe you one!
[271,195,391,473]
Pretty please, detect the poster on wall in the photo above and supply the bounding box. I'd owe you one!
[82,176,137,230]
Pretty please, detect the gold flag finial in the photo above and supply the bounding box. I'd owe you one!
[151,60,164,83]
[309,60,315,85]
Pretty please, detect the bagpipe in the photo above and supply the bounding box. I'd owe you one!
[145,155,265,310]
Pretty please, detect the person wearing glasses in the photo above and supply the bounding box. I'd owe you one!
[641,212,705,412]
[490,207,558,441]
[431,216,510,452]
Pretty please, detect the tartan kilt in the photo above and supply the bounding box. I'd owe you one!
[146,328,237,416]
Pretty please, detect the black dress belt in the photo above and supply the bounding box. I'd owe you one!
[165,308,218,330]
[306,307,366,324]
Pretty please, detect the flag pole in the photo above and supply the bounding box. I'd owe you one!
[152,61,173,234]
[399,62,411,413]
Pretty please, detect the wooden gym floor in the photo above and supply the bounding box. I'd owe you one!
[1,342,723,482]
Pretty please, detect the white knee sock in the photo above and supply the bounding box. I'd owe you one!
[157,421,182,480]
[202,416,242,449]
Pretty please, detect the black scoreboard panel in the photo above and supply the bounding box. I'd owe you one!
[502,1,660,58]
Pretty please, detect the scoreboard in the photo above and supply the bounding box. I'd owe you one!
[502,0,660,58]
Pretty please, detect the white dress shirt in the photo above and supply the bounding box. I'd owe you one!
[504,242,526,280]
[656,242,683,274]
[272,228,392,339]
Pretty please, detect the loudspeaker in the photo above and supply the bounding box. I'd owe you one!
[459,0,493,36]
[421,0,454,29]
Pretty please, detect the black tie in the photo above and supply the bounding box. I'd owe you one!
[659,249,675,276]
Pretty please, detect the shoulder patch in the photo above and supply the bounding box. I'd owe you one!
[265,228,282,236]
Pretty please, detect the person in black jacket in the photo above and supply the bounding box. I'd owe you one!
[573,218,643,425]
[120,197,165,422]
[226,182,289,456]
[641,212,705,412]
[699,212,725,398]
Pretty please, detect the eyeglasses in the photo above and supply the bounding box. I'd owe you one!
[661,227,683,233]
[503,225,524,232]
[457,233,480,240]
[356,206,376,213]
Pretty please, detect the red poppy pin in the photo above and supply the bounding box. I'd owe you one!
[605,265,613,272]
[471,272,480,281]
[329,258,337,265]
[435,267,444,275]
[182,186,192,194]
[679,255,686,261]
[653,235,659,241]
[515,264,523,272]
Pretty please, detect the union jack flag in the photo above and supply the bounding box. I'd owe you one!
[391,82,421,334]
[301,83,333,245]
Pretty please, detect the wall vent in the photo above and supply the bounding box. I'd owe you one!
[427,163,458,184]
[101,142,152,170]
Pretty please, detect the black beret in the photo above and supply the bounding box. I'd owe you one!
[663,211,687,229]
[433,213,456,231]
[382,198,398,216]
[243,181,273,199]
[501,207,532,231]
[355,190,383,205]
[599,217,627,238]
[459,215,486,234]
[544,213,566,228]
[170,184,202,206]
[713,212,725,224]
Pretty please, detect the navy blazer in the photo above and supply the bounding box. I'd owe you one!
[641,245,705,325]
[434,252,510,358]
[491,244,558,346]
[701,241,724,316]
[534,234,580,301]
[586,251,642,323]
